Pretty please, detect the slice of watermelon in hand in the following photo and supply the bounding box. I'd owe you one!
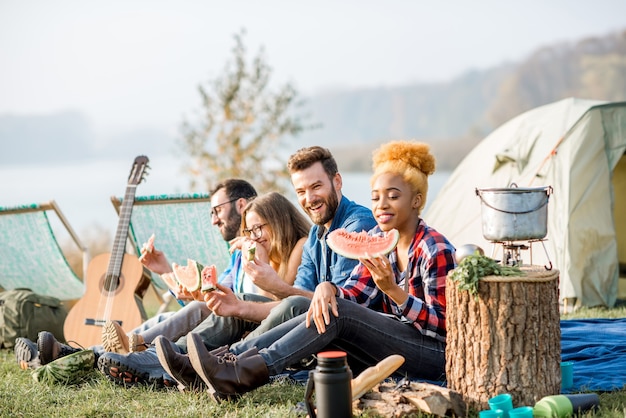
[326,228,400,260]
[172,259,205,293]
[201,265,218,293]
[247,243,257,262]
[138,233,156,261]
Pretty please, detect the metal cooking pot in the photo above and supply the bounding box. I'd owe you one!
[475,184,552,241]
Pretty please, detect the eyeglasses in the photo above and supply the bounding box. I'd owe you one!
[211,198,239,218]
[242,223,267,239]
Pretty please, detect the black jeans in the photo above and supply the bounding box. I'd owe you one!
[231,297,446,382]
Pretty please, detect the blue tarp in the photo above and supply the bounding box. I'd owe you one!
[285,318,626,392]
[561,318,626,392]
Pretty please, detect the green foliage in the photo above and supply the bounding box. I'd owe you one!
[449,254,523,297]
[178,30,316,195]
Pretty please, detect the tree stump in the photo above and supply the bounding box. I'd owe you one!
[446,266,561,411]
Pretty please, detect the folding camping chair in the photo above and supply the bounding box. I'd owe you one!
[111,193,230,313]
[0,201,87,301]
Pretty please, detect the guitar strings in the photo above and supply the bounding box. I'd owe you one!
[97,183,138,327]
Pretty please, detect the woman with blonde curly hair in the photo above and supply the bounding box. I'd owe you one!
[169,140,458,400]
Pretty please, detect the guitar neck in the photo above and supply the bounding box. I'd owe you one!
[103,155,149,286]
[106,184,138,280]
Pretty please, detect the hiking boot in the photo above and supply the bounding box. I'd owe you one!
[102,320,148,354]
[129,333,148,353]
[155,336,206,391]
[97,348,166,388]
[187,333,269,401]
[102,320,129,354]
[155,336,233,392]
[37,331,81,366]
[14,337,40,370]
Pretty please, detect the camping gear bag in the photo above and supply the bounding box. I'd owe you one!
[0,288,68,348]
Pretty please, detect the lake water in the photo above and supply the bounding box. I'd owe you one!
[0,156,451,243]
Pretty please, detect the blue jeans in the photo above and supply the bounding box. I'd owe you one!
[178,294,312,353]
[231,298,446,382]
[176,293,272,353]
[242,295,311,341]
[135,301,210,344]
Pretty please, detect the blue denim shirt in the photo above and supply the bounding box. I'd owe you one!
[293,195,376,291]
[217,249,242,290]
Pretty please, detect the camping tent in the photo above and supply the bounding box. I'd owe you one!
[425,98,626,308]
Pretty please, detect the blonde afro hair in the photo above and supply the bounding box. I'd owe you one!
[371,140,436,212]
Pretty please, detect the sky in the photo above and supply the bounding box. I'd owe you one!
[1,0,625,237]
[1,0,625,143]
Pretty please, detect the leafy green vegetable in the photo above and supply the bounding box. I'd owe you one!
[450,253,523,297]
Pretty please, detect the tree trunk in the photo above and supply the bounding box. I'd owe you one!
[446,266,561,411]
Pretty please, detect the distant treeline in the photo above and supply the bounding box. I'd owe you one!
[2,29,625,170]
[298,29,626,172]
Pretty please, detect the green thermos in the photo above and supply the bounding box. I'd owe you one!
[533,393,600,417]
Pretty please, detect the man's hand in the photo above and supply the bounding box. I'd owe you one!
[176,285,201,302]
[228,236,247,254]
[306,281,339,334]
[139,246,171,275]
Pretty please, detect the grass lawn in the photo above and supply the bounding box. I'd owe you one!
[1,304,626,417]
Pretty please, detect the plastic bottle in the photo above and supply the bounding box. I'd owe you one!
[304,351,353,418]
[533,393,600,417]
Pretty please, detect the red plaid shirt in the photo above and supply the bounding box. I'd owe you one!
[337,219,455,342]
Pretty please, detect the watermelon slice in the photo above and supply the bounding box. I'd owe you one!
[160,272,181,294]
[247,244,256,261]
[201,264,218,292]
[138,233,156,261]
[172,259,204,292]
[326,228,400,260]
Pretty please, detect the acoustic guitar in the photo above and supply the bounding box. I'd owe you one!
[64,156,151,347]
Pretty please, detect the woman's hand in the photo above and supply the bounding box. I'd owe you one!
[360,255,408,306]
[306,281,339,334]
[243,254,282,295]
[242,238,268,263]
[203,283,241,317]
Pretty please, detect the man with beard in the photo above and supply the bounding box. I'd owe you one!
[195,146,377,335]
[17,178,257,369]
[97,147,376,389]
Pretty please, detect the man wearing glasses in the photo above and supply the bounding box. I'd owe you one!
[137,178,259,298]
[24,179,258,371]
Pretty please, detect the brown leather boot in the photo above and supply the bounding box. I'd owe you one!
[155,336,228,391]
[156,336,257,392]
[187,333,269,401]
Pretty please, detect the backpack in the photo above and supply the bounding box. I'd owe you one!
[0,288,68,348]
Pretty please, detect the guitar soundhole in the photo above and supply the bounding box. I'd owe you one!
[100,273,125,295]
